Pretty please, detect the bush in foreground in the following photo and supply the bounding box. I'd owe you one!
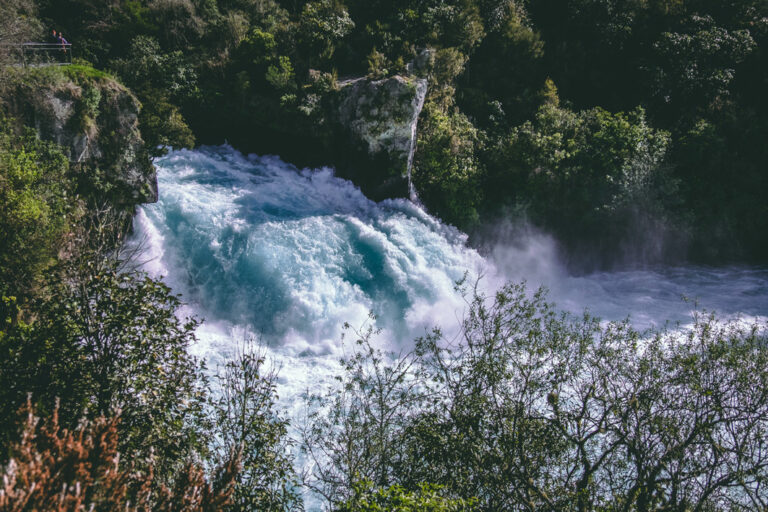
[306,282,768,511]
[0,400,239,511]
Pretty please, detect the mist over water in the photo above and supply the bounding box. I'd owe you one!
[131,145,768,448]
[483,221,768,328]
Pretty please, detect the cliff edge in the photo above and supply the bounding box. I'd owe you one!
[4,66,157,205]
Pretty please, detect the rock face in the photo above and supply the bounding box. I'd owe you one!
[10,69,157,204]
[331,75,427,200]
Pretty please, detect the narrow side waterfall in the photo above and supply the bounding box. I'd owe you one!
[406,79,428,202]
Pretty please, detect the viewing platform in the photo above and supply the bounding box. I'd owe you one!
[1,42,73,67]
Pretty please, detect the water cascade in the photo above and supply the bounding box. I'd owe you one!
[406,79,428,201]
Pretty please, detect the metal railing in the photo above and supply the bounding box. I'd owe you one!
[0,42,73,67]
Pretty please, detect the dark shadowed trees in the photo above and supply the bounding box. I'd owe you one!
[305,282,768,510]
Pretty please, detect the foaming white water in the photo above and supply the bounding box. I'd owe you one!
[133,146,488,352]
[133,145,768,362]
[131,146,499,434]
[132,144,768,383]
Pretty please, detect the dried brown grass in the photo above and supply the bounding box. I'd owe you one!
[0,399,239,512]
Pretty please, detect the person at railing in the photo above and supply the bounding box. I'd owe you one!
[58,33,69,52]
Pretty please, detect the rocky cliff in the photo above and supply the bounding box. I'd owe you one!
[329,75,427,200]
[7,66,157,205]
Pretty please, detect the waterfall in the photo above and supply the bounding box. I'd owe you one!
[406,79,428,202]
[134,143,768,345]
[132,145,490,358]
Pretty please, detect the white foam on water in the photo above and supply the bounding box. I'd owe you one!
[130,146,493,431]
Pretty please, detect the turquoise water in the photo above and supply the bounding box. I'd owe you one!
[133,146,488,359]
[134,144,768,361]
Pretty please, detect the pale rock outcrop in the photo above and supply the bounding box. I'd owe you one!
[330,75,427,199]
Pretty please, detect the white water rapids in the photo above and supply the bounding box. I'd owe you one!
[131,146,768,492]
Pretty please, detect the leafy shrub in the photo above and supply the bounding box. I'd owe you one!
[489,102,679,254]
[0,119,72,302]
[338,481,477,511]
[0,250,210,477]
[298,0,355,64]
[413,102,483,229]
[211,341,300,511]
[309,281,768,510]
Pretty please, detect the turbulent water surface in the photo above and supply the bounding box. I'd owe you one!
[132,145,768,450]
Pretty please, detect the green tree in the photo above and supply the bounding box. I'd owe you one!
[0,121,72,304]
[110,36,198,155]
[211,340,300,511]
[403,282,768,510]
[338,481,476,511]
[413,102,483,229]
[651,14,756,117]
[0,248,210,478]
[266,55,297,92]
[0,0,41,66]
[302,319,426,508]
[492,103,678,261]
[298,0,354,65]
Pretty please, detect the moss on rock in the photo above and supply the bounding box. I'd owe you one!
[3,66,157,205]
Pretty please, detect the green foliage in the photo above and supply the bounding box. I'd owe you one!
[138,90,196,156]
[80,85,101,118]
[108,35,198,154]
[62,64,115,82]
[302,317,428,508]
[489,102,678,253]
[312,281,768,510]
[651,14,756,115]
[424,48,468,108]
[298,0,355,63]
[75,84,102,133]
[266,56,297,92]
[211,341,300,511]
[111,36,199,101]
[147,0,207,49]
[421,0,484,50]
[413,102,482,229]
[0,0,42,67]
[240,28,278,60]
[0,119,72,302]
[338,481,477,511]
[539,77,559,107]
[457,2,545,127]
[366,47,388,79]
[0,248,210,478]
